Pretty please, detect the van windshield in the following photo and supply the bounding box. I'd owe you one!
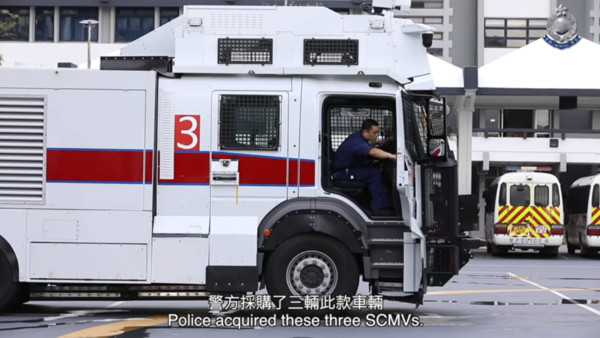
[510,184,530,206]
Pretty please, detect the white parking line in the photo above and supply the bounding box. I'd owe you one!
[107,301,125,308]
[507,272,600,317]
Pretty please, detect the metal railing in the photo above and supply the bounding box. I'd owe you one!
[473,128,600,140]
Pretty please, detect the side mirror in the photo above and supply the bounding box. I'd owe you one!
[428,138,446,157]
[427,98,447,160]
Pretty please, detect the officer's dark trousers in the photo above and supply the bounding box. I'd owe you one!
[347,167,389,210]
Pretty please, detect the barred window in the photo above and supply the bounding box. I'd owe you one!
[219,95,280,150]
[510,184,530,206]
[534,185,549,206]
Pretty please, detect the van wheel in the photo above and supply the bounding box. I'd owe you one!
[567,243,576,254]
[265,234,359,302]
[0,253,23,312]
[540,246,558,257]
[580,235,594,257]
[490,243,509,256]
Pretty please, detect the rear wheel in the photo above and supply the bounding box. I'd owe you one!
[540,246,559,257]
[580,235,595,257]
[567,243,576,254]
[0,253,24,312]
[490,243,509,256]
[265,234,359,303]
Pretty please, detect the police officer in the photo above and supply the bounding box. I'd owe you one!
[331,119,397,216]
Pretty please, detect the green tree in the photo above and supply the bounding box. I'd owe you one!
[0,13,18,66]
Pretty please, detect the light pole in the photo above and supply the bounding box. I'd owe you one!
[79,19,99,69]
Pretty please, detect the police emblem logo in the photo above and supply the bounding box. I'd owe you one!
[544,4,580,49]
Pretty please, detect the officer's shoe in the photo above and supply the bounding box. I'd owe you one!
[372,208,395,216]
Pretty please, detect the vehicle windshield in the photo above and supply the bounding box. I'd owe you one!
[401,93,428,159]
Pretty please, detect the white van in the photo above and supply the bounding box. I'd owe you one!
[484,171,564,256]
[565,174,600,255]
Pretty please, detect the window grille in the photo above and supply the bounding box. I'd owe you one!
[510,184,530,206]
[218,38,273,65]
[219,95,280,150]
[328,107,394,151]
[304,39,358,66]
[534,185,549,206]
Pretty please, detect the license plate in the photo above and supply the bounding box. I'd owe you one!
[511,225,527,235]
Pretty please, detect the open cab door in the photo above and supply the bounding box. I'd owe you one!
[395,89,425,293]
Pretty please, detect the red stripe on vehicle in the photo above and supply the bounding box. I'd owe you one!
[506,207,526,225]
[531,207,553,225]
[546,206,560,224]
[47,149,145,183]
[145,151,153,183]
[498,206,513,223]
[159,152,211,184]
[591,207,600,224]
[48,149,314,186]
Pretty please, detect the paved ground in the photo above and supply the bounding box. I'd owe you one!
[0,246,599,338]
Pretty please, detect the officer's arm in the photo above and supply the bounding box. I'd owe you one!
[368,148,396,160]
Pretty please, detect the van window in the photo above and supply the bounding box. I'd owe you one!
[485,184,497,213]
[593,184,599,208]
[498,183,507,206]
[552,183,560,206]
[510,184,530,206]
[567,186,590,214]
[534,185,549,206]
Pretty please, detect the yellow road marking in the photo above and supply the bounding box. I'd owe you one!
[59,315,168,338]
[428,287,600,296]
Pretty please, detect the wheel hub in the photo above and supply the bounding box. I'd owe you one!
[287,251,337,295]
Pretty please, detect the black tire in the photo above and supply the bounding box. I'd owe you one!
[486,243,492,254]
[490,243,509,256]
[567,243,576,255]
[265,234,359,303]
[540,246,559,257]
[0,253,23,312]
[580,235,594,257]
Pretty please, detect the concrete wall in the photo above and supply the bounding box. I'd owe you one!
[449,0,477,67]
[484,0,552,18]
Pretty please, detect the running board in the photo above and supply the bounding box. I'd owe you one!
[29,284,210,300]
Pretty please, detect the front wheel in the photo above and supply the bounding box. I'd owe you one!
[265,234,359,300]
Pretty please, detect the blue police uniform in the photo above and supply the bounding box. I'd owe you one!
[331,131,389,210]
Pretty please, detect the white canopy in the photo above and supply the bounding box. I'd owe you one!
[479,37,600,92]
[427,54,463,92]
